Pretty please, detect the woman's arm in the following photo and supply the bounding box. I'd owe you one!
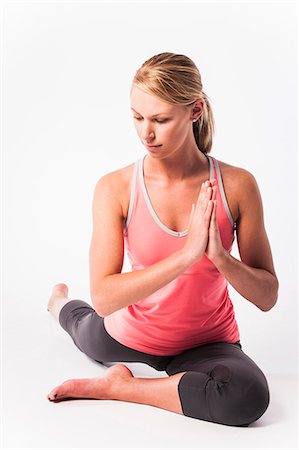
[89,173,212,317]
[210,169,279,312]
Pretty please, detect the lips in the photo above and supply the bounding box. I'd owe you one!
[145,144,161,148]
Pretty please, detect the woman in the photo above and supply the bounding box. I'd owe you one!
[47,52,279,427]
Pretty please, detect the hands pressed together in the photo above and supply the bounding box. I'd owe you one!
[184,179,227,264]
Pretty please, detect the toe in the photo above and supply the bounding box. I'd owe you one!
[48,380,72,401]
[52,283,68,296]
[59,379,89,399]
[56,282,68,291]
[47,388,60,401]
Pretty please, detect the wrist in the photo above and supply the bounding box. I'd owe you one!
[211,249,230,269]
[178,247,198,268]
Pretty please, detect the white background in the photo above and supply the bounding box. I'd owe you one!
[2,1,298,449]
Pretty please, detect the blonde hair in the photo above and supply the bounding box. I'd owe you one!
[131,52,215,155]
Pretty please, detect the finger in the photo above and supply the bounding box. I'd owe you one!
[196,182,210,210]
[211,185,217,201]
[188,203,195,228]
[206,184,214,201]
[206,179,216,188]
[198,186,212,212]
[211,200,217,225]
[196,180,214,213]
[197,182,206,201]
[199,180,212,194]
[205,200,215,230]
[203,199,214,221]
[206,179,216,187]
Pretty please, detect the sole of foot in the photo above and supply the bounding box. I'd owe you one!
[47,364,134,402]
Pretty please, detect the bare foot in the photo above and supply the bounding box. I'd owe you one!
[47,283,71,321]
[47,364,134,402]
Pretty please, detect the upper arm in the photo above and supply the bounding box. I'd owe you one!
[235,169,278,280]
[89,173,125,308]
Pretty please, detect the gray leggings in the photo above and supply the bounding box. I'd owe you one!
[59,299,270,427]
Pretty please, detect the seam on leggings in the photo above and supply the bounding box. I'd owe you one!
[206,378,217,422]
[207,378,230,423]
[178,373,212,421]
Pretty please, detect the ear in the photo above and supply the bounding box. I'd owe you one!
[191,99,204,121]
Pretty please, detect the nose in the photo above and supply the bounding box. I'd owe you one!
[141,123,155,143]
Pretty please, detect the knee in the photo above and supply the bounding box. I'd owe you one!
[178,365,270,427]
[210,366,270,426]
[242,375,270,424]
[233,378,269,426]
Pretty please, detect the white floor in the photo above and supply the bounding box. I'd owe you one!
[2,307,298,450]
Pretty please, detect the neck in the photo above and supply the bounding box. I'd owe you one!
[144,148,209,183]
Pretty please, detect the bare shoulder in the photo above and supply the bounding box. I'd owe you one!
[97,162,134,219]
[216,159,259,218]
[217,159,255,184]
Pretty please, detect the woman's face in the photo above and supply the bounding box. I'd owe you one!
[130,85,194,157]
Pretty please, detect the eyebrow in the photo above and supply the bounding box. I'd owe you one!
[130,107,171,117]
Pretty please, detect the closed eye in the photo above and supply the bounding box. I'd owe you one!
[133,117,168,124]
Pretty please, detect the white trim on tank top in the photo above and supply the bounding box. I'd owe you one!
[124,153,236,236]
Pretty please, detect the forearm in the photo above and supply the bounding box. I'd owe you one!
[212,250,279,311]
[93,249,195,317]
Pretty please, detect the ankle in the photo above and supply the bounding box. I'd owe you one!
[49,298,71,321]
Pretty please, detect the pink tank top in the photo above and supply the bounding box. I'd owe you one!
[104,153,240,356]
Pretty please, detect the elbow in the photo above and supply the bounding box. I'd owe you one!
[96,308,107,318]
[91,293,107,317]
[259,276,279,312]
[259,297,277,312]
